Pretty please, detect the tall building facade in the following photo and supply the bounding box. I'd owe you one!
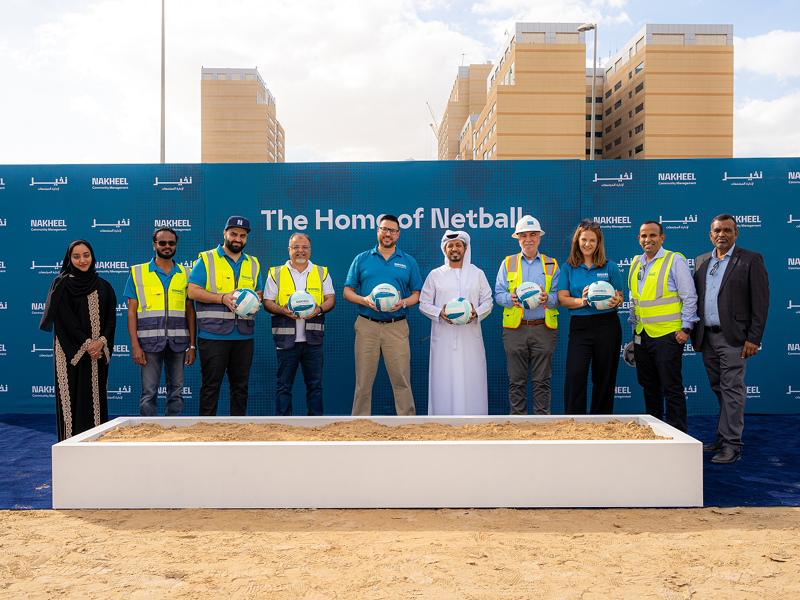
[437,63,493,160]
[201,68,285,163]
[444,23,733,161]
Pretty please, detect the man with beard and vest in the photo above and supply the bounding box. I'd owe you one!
[263,232,335,416]
[628,220,698,433]
[188,216,263,416]
[125,227,196,416]
[494,215,560,415]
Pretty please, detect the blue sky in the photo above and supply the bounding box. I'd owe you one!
[0,0,797,163]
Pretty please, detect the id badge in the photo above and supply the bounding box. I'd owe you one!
[634,335,642,345]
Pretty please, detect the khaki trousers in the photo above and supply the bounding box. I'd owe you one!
[351,316,416,416]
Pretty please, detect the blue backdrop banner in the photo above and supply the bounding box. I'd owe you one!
[1,158,798,416]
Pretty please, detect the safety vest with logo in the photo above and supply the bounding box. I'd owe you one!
[195,249,260,336]
[502,253,558,329]
[268,264,327,350]
[130,262,190,352]
[628,250,684,337]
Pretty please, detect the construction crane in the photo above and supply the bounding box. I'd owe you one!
[426,102,440,139]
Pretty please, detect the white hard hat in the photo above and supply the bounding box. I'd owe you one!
[512,215,545,238]
[622,341,636,367]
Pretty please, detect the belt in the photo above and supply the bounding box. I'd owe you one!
[705,325,723,333]
[360,314,406,324]
[520,319,545,326]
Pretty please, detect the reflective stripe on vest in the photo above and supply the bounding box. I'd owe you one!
[502,253,558,329]
[628,251,683,337]
[131,262,190,352]
[268,263,327,349]
[195,250,260,336]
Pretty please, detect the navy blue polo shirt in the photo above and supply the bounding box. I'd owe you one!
[344,245,423,320]
[558,261,623,316]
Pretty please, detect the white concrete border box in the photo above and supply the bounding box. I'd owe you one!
[52,415,702,509]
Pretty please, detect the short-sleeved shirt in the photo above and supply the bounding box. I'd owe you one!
[558,261,623,316]
[188,245,264,340]
[123,258,183,300]
[344,245,423,320]
[265,260,335,342]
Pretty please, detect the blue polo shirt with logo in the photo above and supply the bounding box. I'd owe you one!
[123,258,183,300]
[188,245,264,340]
[558,261,623,316]
[344,245,423,320]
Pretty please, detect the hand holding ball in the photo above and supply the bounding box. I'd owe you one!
[587,281,616,310]
[371,283,400,311]
[287,291,317,319]
[231,289,260,318]
[515,281,543,309]
[443,297,473,325]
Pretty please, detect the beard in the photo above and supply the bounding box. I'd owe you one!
[224,239,246,253]
[156,247,175,260]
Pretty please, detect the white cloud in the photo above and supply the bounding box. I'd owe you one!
[735,30,800,80]
[734,91,800,157]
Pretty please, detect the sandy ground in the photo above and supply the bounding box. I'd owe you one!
[2,507,799,599]
[95,419,668,442]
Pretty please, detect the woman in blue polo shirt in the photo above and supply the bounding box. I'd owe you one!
[558,220,623,415]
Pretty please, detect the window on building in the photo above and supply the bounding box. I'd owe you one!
[230,73,241,80]
[203,73,213,80]
[635,103,644,114]
[635,61,644,74]
[614,118,622,128]
[595,149,602,155]
[635,82,644,94]
[635,37,645,53]
[614,81,621,91]
[605,89,612,99]
[614,137,622,146]
[245,74,255,81]
[596,97,602,103]
[586,97,592,103]
[605,125,612,134]
[629,91,632,99]
[614,100,622,109]
[696,34,727,45]
[596,114,602,120]
[605,107,612,116]
[628,130,632,138]
[635,124,644,134]
[635,144,643,154]
[595,132,602,138]
[605,143,612,152]
[586,132,592,138]
[652,33,684,45]
[556,32,579,43]
[586,115,592,121]
[629,111,633,118]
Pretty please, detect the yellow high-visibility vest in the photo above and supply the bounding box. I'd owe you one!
[502,253,558,329]
[628,250,684,337]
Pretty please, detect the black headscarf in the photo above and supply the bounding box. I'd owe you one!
[39,239,100,332]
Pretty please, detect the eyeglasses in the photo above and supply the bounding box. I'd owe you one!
[580,219,601,229]
[156,240,176,247]
[710,261,720,277]
[289,245,310,251]
[378,226,399,235]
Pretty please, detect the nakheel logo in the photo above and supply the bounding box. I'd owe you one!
[31,259,63,275]
[592,216,631,229]
[0,384,7,393]
[0,343,6,356]
[684,385,697,398]
[683,341,697,355]
[0,177,5,190]
[115,303,127,317]
[31,219,67,232]
[30,176,68,191]
[788,300,800,314]
[96,260,129,274]
[91,218,130,233]
[733,215,761,229]
[592,172,632,188]
[0,302,6,310]
[154,175,192,191]
[789,215,800,229]
[788,172,800,185]
[617,300,632,314]
[788,343,800,357]
[0,218,6,226]
[789,258,800,271]
[659,214,697,231]
[614,386,631,399]
[32,385,55,398]
[155,218,192,232]
[746,386,761,399]
[107,385,132,400]
[32,343,53,358]
[789,385,800,400]
[658,172,696,186]
[722,170,761,187]
[91,177,129,190]
[0,260,6,273]
[158,386,193,398]
[180,259,196,269]
[112,344,130,357]
[31,302,45,315]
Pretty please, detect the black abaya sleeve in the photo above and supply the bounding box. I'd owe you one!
[53,292,92,362]
[100,279,117,353]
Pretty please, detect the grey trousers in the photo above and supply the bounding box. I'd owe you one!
[502,324,558,415]
[701,330,747,450]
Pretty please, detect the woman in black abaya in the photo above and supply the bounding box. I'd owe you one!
[39,240,117,441]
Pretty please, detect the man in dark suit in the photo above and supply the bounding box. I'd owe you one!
[691,214,769,464]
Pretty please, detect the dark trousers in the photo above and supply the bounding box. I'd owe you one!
[276,342,324,416]
[197,338,254,416]
[634,329,687,432]
[701,330,747,450]
[564,312,622,415]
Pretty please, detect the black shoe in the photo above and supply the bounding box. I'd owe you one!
[711,447,741,464]
[703,439,724,453]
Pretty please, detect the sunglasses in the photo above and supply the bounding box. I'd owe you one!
[580,219,601,229]
[156,240,177,247]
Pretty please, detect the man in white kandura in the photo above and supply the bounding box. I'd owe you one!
[419,230,493,415]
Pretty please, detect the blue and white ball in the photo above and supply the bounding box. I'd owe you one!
[515,281,543,309]
[587,281,616,310]
[232,288,260,318]
[443,297,473,325]
[287,291,316,319]
[371,283,400,312]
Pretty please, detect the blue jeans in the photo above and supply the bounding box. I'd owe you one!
[140,346,185,416]
[276,342,323,416]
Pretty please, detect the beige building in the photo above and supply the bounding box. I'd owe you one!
[437,64,493,160]
[598,24,733,159]
[201,67,285,163]
[445,23,733,161]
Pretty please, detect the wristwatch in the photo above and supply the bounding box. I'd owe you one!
[680,327,691,335]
